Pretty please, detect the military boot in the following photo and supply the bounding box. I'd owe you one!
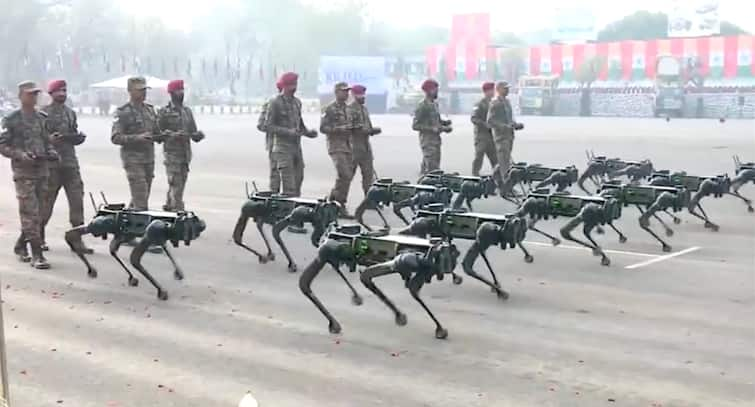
[30,241,51,270]
[13,235,31,263]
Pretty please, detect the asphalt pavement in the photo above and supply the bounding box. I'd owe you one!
[1,114,753,407]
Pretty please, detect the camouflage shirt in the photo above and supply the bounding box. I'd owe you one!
[257,95,277,151]
[320,100,352,154]
[0,109,55,178]
[265,94,307,153]
[412,98,442,134]
[348,101,374,154]
[157,102,199,166]
[487,96,514,133]
[111,102,159,164]
[471,96,493,136]
[41,102,85,169]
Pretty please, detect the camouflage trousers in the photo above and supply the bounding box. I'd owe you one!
[13,175,48,243]
[472,131,498,176]
[493,130,515,186]
[419,133,442,175]
[273,147,304,197]
[124,161,155,210]
[268,148,280,194]
[41,166,85,229]
[328,151,355,204]
[351,144,375,194]
[164,163,189,211]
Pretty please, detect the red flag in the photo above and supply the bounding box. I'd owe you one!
[645,40,658,78]
[529,47,541,75]
[620,41,633,80]
[723,35,738,78]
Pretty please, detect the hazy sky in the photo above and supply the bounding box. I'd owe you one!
[118,0,755,34]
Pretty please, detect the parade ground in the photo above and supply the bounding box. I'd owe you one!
[1,114,753,406]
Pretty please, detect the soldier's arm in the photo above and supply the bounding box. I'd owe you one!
[110,110,140,145]
[69,109,86,145]
[264,99,298,137]
[256,102,268,132]
[470,102,486,127]
[486,101,504,130]
[319,105,335,134]
[186,108,203,142]
[0,117,22,159]
[412,104,434,132]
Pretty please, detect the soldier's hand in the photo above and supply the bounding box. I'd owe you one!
[441,125,453,133]
[441,119,452,126]
[370,127,382,135]
[17,152,35,163]
[514,122,524,131]
[191,131,205,142]
[303,129,318,138]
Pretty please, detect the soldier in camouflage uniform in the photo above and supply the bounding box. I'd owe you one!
[265,72,317,233]
[413,79,452,175]
[320,82,355,217]
[470,82,498,176]
[0,81,59,269]
[39,79,93,254]
[258,82,282,193]
[157,80,205,212]
[111,76,160,211]
[487,81,522,196]
[348,84,381,195]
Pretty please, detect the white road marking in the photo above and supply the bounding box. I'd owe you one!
[524,240,659,258]
[624,246,701,270]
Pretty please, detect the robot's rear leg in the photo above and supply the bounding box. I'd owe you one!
[607,222,628,243]
[255,221,276,261]
[516,242,534,263]
[65,226,98,278]
[299,258,343,334]
[582,225,611,266]
[161,244,184,281]
[726,191,754,212]
[461,243,509,299]
[407,273,448,339]
[232,215,270,263]
[663,210,682,225]
[129,238,168,300]
[530,226,561,246]
[333,266,363,306]
[109,235,139,286]
[689,204,719,231]
[360,261,408,328]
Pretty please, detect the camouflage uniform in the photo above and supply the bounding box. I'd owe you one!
[40,102,86,239]
[348,100,376,194]
[257,98,280,193]
[487,95,515,185]
[157,101,202,211]
[412,98,443,174]
[470,96,498,175]
[265,94,307,197]
[0,108,55,259]
[111,102,159,210]
[320,99,354,204]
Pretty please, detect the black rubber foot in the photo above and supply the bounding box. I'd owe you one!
[452,274,463,285]
[705,222,720,232]
[592,248,602,257]
[267,253,276,262]
[497,289,510,300]
[395,312,408,326]
[87,269,98,278]
[619,235,628,243]
[158,290,169,301]
[551,238,561,246]
[174,271,184,280]
[351,295,363,306]
[524,254,534,263]
[747,206,754,213]
[328,321,342,334]
[665,229,674,237]
[673,217,682,224]
[287,264,298,273]
[435,327,448,340]
[601,257,611,266]
[258,256,268,264]
[128,277,139,286]
[662,245,672,253]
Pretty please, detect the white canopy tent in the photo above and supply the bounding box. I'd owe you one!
[89,75,170,90]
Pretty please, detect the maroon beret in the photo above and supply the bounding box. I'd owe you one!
[47,79,66,93]
[279,72,299,86]
[167,79,184,93]
[351,84,366,95]
[421,79,439,92]
[482,82,495,91]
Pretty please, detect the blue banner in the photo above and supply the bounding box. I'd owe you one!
[318,56,388,95]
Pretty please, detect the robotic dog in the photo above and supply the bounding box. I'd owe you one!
[398,206,529,300]
[500,163,579,201]
[650,171,736,231]
[65,193,205,300]
[417,170,498,211]
[578,151,654,195]
[232,183,341,272]
[354,179,453,229]
[299,225,460,339]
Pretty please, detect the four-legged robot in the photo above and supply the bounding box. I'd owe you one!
[417,170,498,210]
[354,179,452,229]
[600,181,689,252]
[650,172,733,231]
[232,187,341,271]
[578,151,654,194]
[299,225,460,339]
[65,196,205,300]
[501,163,579,201]
[398,207,529,299]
